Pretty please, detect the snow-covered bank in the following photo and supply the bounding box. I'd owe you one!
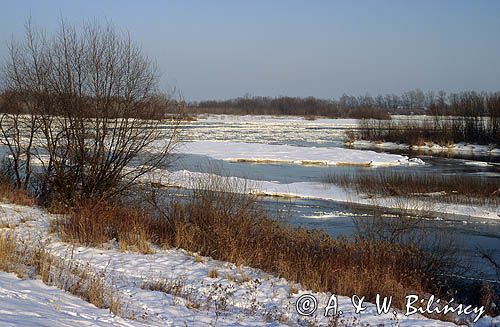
[161,170,499,221]
[0,271,144,327]
[351,140,500,156]
[178,141,424,167]
[2,202,494,326]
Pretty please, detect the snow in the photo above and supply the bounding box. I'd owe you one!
[177,141,424,167]
[0,271,143,327]
[2,202,492,326]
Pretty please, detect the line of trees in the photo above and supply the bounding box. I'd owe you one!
[0,19,179,208]
[186,90,500,119]
[188,95,392,119]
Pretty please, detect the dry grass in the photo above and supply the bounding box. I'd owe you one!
[49,202,159,254]
[141,277,202,310]
[0,182,35,206]
[324,171,500,206]
[357,117,500,146]
[0,232,16,272]
[48,181,447,310]
[208,269,219,278]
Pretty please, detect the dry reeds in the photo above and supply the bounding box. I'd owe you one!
[357,116,500,146]
[324,170,500,206]
[49,202,159,254]
[0,182,35,206]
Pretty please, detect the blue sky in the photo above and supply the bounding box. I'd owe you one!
[1,0,499,100]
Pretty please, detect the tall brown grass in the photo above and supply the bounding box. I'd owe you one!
[324,171,500,206]
[162,188,452,309]
[0,181,35,206]
[0,233,16,272]
[49,202,165,254]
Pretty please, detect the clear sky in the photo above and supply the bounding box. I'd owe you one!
[1,0,499,100]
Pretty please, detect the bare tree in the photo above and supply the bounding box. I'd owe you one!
[1,18,181,206]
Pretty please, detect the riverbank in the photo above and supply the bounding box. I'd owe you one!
[1,202,496,326]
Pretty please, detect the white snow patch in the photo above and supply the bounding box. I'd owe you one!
[352,140,500,156]
[0,271,143,327]
[178,141,423,167]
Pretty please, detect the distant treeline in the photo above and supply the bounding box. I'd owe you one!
[2,89,500,120]
[187,90,500,119]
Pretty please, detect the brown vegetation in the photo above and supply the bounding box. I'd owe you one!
[49,202,162,254]
[324,171,500,206]
[0,180,35,206]
[188,95,391,119]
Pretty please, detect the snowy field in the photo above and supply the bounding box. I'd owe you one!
[1,202,497,326]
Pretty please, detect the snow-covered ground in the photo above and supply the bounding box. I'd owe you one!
[0,271,145,327]
[1,202,496,326]
[177,141,424,167]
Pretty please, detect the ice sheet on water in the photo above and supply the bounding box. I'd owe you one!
[177,141,423,167]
